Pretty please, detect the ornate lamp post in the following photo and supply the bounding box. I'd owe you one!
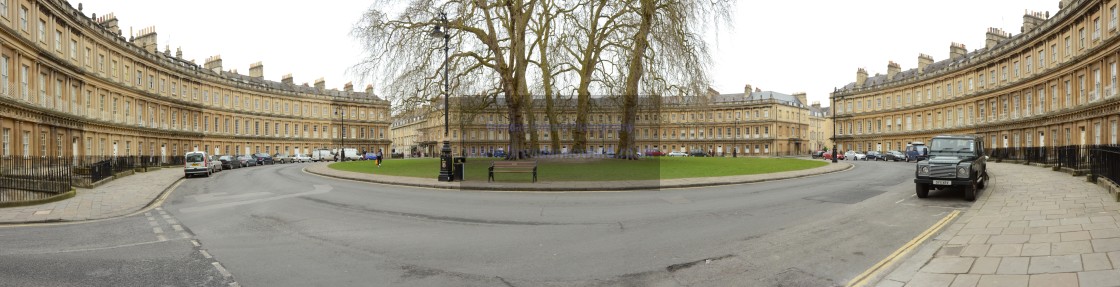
[831,89,840,163]
[431,12,454,182]
[336,107,346,161]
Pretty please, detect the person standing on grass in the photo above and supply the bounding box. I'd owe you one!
[376,149,383,167]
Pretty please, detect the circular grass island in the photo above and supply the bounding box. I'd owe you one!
[329,157,828,182]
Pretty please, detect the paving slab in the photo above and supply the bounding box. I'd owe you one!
[874,163,1120,286]
[0,167,183,224]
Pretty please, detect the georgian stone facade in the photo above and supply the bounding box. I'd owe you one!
[0,0,390,159]
[832,0,1120,153]
[394,85,822,157]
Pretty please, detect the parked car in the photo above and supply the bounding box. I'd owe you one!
[253,153,275,165]
[844,150,867,160]
[884,150,906,161]
[823,151,845,160]
[906,142,930,162]
[273,153,291,164]
[364,152,378,160]
[865,151,884,161]
[237,155,257,167]
[492,150,506,158]
[218,155,240,169]
[291,153,311,163]
[667,151,688,157]
[184,151,212,177]
[915,135,989,201]
[811,150,826,159]
[311,149,334,162]
[208,155,223,172]
[688,151,709,157]
[644,150,665,156]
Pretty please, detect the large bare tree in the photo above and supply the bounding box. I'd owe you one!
[614,0,732,160]
[353,0,538,160]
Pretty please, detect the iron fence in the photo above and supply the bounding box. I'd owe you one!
[0,156,72,202]
[1091,145,1120,186]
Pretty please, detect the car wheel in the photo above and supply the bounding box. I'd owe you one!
[964,180,978,201]
[916,183,930,198]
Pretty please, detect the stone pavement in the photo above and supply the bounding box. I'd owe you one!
[0,167,183,224]
[304,160,852,191]
[876,163,1120,287]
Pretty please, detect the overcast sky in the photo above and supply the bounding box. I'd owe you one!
[81,0,1058,107]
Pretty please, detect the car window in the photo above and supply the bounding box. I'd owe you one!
[186,154,205,162]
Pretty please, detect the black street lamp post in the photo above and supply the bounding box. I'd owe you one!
[336,107,346,161]
[431,13,454,182]
[832,90,840,163]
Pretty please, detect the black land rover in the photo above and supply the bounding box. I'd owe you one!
[914,135,989,201]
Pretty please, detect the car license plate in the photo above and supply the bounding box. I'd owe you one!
[191,163,201,167]
[932,180,952,185]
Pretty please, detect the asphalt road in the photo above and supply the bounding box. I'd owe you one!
[0,158,975,287]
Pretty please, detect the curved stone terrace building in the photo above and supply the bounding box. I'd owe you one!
[832,0,1120,155]
[396,84,820,157]
[0,0,391,160]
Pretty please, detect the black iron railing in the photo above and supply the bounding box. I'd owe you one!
[0,156,72,202]
[1091,146,1120,185]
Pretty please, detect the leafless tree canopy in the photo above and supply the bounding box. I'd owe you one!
[351,0,732,160]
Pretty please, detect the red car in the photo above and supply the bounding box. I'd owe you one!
[644,150,665,156]
[823,151,845,160]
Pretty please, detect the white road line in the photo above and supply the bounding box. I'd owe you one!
[171,224,183,231]
[192,192,272,203]
[161,214,172,220]
[152,227,163,234]
[166,219,178,225]
[148,221,159,227]
[144,212,151,217]
[191,240,200,247]
[229,283,241,287]
[199,250,212,259]
[212,262,233,278]
[179,232,191,239]
[179,185,333,214]
[146,216,154,221]
[156,235,167,242]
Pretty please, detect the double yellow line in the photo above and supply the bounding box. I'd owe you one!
[846,210,961,287]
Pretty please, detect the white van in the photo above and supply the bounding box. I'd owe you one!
[184,151,212,177]
[311,149,334,162]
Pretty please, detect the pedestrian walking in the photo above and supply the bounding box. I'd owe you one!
[376,149,383,167]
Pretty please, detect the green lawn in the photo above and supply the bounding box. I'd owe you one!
[328,157,827,182]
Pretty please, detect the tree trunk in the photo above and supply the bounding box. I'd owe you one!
[617,0,654,160]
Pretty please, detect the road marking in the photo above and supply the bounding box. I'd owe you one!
[161,214,172,220]
[191,240,200,247]
[192,192,272,203]
[212,262,232,278]
[144,212,151,217]
[846,210,960,287]
[156,235,167,242]
[152,227,163,234]
[179,232,191,239]
[200,249,212,259]
[148,221,159,227]
[171,224,183,231]
[178,185,333,214]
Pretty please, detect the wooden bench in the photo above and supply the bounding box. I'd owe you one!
[488,161,537,183]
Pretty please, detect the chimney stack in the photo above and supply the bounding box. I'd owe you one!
[204,55,223,72]
[344,82,354,92]
[792,92,808,106]
[1022,10,1047,32]
[281,74,293,85]
[314,78,326,90]
[744,84,753,95]
[96,13,121,36]
[887,61,901,80]
[131,26,157,53]
[812,100,821,109]
[985,28,1010,49]
[949,42,967,59]
[175,47,182,58]
[856,68,868,87]
[918,53,934,74]
[365,84,374,94]
[249,62,264,78]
